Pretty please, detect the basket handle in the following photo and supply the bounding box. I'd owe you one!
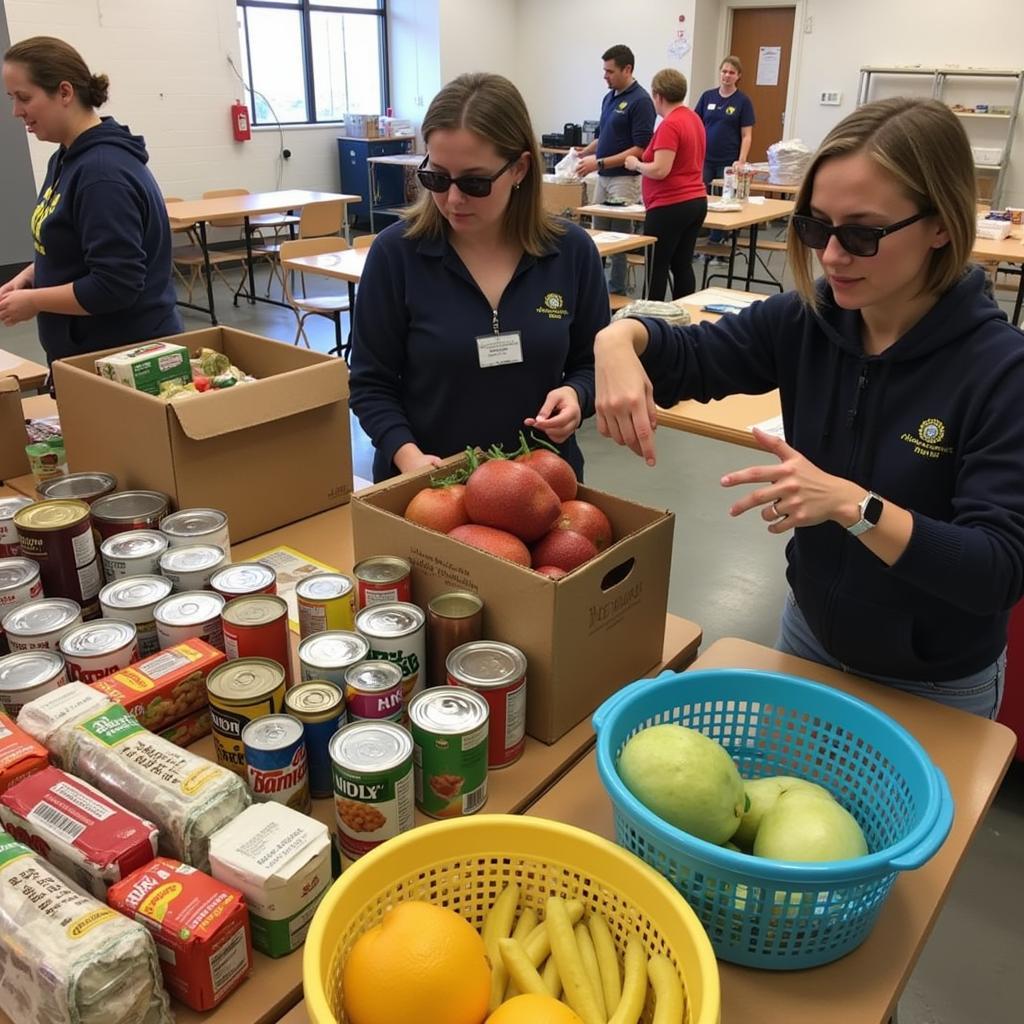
[886,765,954,872]
[592,670,675,733]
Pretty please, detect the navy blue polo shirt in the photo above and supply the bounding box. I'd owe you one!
[596,80,656,177]
[694,88,756,165]
[349,219,610,482]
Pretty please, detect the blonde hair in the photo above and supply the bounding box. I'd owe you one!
[787,97,977,304]
[403,73,562,256]
[721,55,743,76]
[651,69,688,104]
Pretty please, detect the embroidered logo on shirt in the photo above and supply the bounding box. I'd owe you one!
[617,101,628,110]
[900,418,953,459]
[725,105,737,115]
[536,292,569,319]
[30,184,61,255]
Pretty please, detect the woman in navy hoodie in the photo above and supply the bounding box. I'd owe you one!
[0,36,181,362]
[595,97,1024,718]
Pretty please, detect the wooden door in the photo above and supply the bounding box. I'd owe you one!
[728,6,795,163]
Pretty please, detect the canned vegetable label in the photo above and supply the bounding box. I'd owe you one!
[296,573,355,638]
[284,681,346,799]
[207,658,287,775]
[354,602,425,704]
[242,714,311,814]
[343,660,405,724]
[353,556,412,609]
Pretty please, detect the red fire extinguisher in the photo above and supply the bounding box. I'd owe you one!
[231,99,251,142]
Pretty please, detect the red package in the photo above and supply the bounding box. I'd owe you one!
[0,711,49,795]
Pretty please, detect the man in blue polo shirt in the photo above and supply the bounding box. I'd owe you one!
[578,44,655,296]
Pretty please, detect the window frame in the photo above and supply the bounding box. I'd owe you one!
[237,0,390,127]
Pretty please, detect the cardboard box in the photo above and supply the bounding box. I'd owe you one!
[351,457,674,743]
[0,377,30,481]
[52,327,353,542]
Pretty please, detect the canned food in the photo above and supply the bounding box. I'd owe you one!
[408,688,489,818]
[296,572,355,639]
[2,597,82,653]
[284,681,346,798]
[355,602,425,704]
[330,720,414,860]
[426,592,483,689]
[447,641,527,768]
[0,649,67,716]
[58,618,139,683]
[159,544,226,592]
[242,713,311,813]
[353,556,412,609]
[90,490,170,540]
[0,497,34,557]
[99,575,173,657]
[160,508,231,558]
[344,660,405,725]
[207,657,287,775]
[154,590,226,651]
[222,595,292,686]
[298,630,369,687]
[209,563,277,601]
[14,500,103,619]
[35,472,117,504]
[100,529,168,581]
[0,557,44,652]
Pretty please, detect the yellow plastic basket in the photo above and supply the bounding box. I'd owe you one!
[303,814,720,1024]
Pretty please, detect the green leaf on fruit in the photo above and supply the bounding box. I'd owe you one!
[744,794,751,813]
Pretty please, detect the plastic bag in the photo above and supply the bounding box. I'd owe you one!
[767,139,812,185]
[552,147,581,182]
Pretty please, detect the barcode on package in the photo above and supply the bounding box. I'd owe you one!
[209,926,249,996]
[140,650,189,680]
[50,781,114,821]
[463,780,487,814]
[28,800,87,843]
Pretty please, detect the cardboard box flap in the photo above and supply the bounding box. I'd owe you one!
[0,375,31,480]
[170,361,347,441]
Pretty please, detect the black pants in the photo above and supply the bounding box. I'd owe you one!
[644,196,708,301]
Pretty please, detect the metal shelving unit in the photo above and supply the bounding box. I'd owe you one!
[857,66,1024,205]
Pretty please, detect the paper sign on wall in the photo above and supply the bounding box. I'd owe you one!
[756,46,782,87]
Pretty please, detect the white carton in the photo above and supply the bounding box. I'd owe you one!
[94,341,191,396]
[207,803,330,958]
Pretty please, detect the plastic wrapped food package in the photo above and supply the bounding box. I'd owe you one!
[17,683,250,872]
[0,829,172,1024]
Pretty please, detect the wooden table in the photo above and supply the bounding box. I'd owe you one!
[972,231,1024,324]
[165,190,360,325]
[0,348,48,391]
[712,178,801,198]
[527,637,1017,1024]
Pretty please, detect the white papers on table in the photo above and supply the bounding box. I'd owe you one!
[685,288,764,308]
[748,414,785,438]
[591,231,632,243]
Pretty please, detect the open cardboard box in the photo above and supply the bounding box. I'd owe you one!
[51,327,352,542]
[352,455,674,743]
[0,377,30,481]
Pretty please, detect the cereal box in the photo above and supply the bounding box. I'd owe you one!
[91,638,225,733]
[0,764,158,898]
[158,705,212,747]
[108,856,252,1011]
[0,710,48,794]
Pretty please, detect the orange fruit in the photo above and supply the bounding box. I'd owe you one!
[486,993,585,1023]
[342,900,490,1024]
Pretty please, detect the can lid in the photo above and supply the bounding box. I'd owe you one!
[0,649,65,690]
[408,688,489,734]
[159,544,225,573]
[100,575,173,610]
[210,563,276,593]
[91,490,169,522]
[330,720,412,772]
[353,556,411,584]
[299,630,369,668]
[242,713,304,749]
[222,594,287,627]
[100,530,168,559]
[344,659,403,693]
[427,592,483,620]
[296,572,353,601]
[354,602,425,638]
[159,508,227,537]
[59,619,136,657]
[154,590,225,624]
[208,657,286,702]
[13,499,90,531]
[0,496,33,521]
[0,558,40,592]
[446,641,527,688]
[285,680,344,717]
[2,597,81,637]
[35,474,116,501]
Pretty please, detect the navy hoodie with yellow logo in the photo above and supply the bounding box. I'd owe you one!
[636,267,1024,681]
[31,116,182,362]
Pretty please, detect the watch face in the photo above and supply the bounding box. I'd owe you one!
[864,494,883,525]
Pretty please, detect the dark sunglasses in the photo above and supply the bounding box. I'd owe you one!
[416,155,518,198]
[791,209,936,257]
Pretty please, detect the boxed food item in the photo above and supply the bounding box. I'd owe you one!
[0,709,49,794]
[90,637,225,733]
[108,856,252,1011]
[351,455,674,743]
[0,764,158,897]
[0,828,172,1024]
[52,326,353,542]
[17,683,250,871]
[158,704,212,746]
[208,802,331,958]
[344,112,380,138]
[976,216,1013,240]
[94,340,191,395]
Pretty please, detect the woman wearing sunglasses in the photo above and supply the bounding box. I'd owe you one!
[593,97,1024,717]
[349,73,608,482]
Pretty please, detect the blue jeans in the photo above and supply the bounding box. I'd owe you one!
[776,592,1006,719]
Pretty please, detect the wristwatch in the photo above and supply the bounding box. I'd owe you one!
[597,158,605,172]
[847,491,884,536]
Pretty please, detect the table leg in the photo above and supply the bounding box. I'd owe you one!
[343,204,351,245]
[1013,267,1024,327]
[244,215,256,304]
[346,280,357,358]
[369,163,377,234]
[726,231,739,288]
[198,221,218,326]
[746,222,758,290]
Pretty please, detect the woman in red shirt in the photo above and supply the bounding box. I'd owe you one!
[625,69,707,300]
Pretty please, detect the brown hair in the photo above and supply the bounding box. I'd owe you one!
[721,55,743,76]
[651,69,688,104]
[4,36,108,107]
[787,97,976,304]
[602,45,636,72]
[403,73,562,256]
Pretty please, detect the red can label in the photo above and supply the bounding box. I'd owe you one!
[222,595,292,687]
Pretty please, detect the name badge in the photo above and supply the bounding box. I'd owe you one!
[476,331,523,368]
[707,103,717,110]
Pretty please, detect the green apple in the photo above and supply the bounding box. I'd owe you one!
[732,775,834,850]
[618,724,745,844]
[753,789,868,862]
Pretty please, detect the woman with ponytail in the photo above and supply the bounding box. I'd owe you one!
[0,36,181,362]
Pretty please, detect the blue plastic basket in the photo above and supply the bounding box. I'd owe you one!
[593,668,954,969]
